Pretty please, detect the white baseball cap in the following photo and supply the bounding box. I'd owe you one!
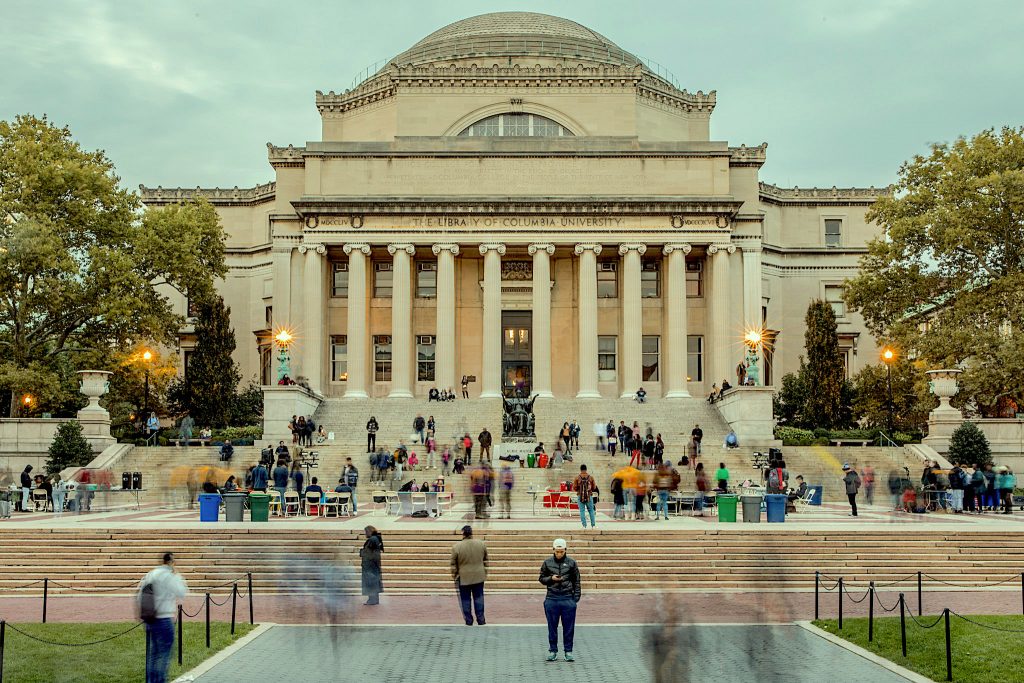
[552,538,567,550]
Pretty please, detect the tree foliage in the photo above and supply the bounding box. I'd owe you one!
[170,296,241,428]
[947,421,993,469]
[45,420,94,474]
[803,300,852,429]
[0,114,226,414]
[850,360,935,433]
[845,127,1024,415]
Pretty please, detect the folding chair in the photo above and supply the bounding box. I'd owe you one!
[267,490,283,517]
[305,492,323,517]
[371,489,387,514]
[32,489,49,512]
[435,492,453,517]
[335,492,351,516]
[410,492,427,515]
[384,491,402,516]
[283,491,301,517]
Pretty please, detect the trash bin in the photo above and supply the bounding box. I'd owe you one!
[717,494,738,522]
[223,493,247,522]
[527,453,536,468]
[809,485,823,505]
[765,494,787,523]
[741,495,763,523]
[198,493,221,522]
[249,493,270,522]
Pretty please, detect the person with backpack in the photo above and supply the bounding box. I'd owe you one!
[413,414,427,444]
[342,457,359,513]
[767,461,788,494]
[572,464,598,529]
[842,464,862,517]
[366,416,379,453]
[138,552,188,683]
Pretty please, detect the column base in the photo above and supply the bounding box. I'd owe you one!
[663,390,693,398]
[576,390,601,399]
[344,390,369,399]
[387,390,414,399]
[533,390,554,398]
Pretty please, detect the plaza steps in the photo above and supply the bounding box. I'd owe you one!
[1,528,1023,595]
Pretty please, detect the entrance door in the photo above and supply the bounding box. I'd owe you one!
[501,311,532,396]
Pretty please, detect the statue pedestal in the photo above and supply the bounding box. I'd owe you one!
[714,387,778,446]
[262,385,324,443]
[495,441,538,462]
[922,369,964,454]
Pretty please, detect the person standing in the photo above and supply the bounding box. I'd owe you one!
[52,474,67,517]
[570,420,581,451]
[366,416,379,453]
[499,465,514,519]
[948,463,966,513]
[843,464,862,517]
[478,428,493,463]
[19,464,33,513]
[861,464,876,506]
[413,414,426,444]
[272,460,290,515]
[146,412,160,442]
[539,538,582,662]
[593,420,605,451]
[450,525,488,625]
[461,375,470,399]
[573,464,598,529]
[691,424,703,457]
[138,552,188,683]
[342,457,359,513]
[360,526,384,605]
[178,413,194,447]
[714,462,730,492]
[290,461,305,508]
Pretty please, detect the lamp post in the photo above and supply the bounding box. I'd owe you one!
[743,329,763,386]
[274,329,294,383]
[881,348,895,436]
[21,394,33,417]
[142,350,153,414]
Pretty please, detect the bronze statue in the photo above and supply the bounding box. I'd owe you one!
[502,393,538,437]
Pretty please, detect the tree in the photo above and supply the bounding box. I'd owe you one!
[172,296,241,428]
[850,360,935,434]
[803,300,851,429]
[772,360,808,427]
[0,114,227,415]
[45,420,94,474]
[947,421,992,468]
[845,127,1024,416]
[102,347,179,432]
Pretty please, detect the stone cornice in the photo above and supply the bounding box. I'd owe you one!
[729,143,768,167]
[268,143,305,166]
[758,181,893,206]
[302,138,733,158]
[291,196,742,217]
[139,182,276,206]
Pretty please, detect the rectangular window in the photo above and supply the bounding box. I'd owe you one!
[417,335,436,382]
[259,346,272,386]
[373,335,392,382]
[825,219,842,248]
[642,335,660,382]
[597,262,617,298]
[374,262,392,298]
[598,336,617,382]
[641,260,660,298]
[686,260,703,297]
[687,335,703,382]
[416,262,437,298]
[331,335,348,382]
[332,262,349,297]
[186,298,199,319]
[825,285,845,318]
[265,305,273,327]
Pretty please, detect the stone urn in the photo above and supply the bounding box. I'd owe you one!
[926,368,962,417]
[77,370,112,416]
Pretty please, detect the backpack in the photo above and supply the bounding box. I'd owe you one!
[768,468,784,490]
[139,581,157,623]
[369,453,379,468]
[346,469,359,487]
[575,475,594,500]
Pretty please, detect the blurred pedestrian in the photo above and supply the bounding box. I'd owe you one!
[52,474,67,516]
[360,526,384,605]
[539,538,582,662]
[861,464,875,506]
[138,552,188,683]
[499,465,514,519]
[273,460,290,515]
[451,525,488,625]
[842,464,861,517]
[593,420,605,450]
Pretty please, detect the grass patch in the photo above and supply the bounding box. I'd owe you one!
[2,621,256,683]
[814,615,1024,682]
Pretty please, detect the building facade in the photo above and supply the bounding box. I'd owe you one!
[141,12,888,400]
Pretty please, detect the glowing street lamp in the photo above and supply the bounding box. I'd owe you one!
[881,347,896,436]
[275,328,294,382]
[741,328,764,386]
[141,348,154,414]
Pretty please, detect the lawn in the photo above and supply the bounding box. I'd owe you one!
[1,621,256,683]
[814,615,1024,682]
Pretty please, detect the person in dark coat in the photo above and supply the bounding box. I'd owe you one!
[360,525,384,605]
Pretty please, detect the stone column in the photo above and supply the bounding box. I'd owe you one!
[432,243,460,393]
[618,243,646,397]
[529,243,555,397]
[343,244,370,399]
[479,243,506,398]
[299,243,327,393]
[663,243,692,397]
[574,243,602,398]
[708,243,736,389]
[272,245,292,331]
[387,243,415,398]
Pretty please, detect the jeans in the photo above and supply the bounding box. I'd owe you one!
[457,581,485,624]
[656,490,669,519]
[544,596,577,653]
[145,618,175,683]
[367,433,375,452]
[416,428,425,444]
[578,498,596,527]
[53,492,65,516]
[848,493,858,516]
[613,503,623,519]
[596,437,605,450]
[950,489,964,511]
[349,489,358,513]
[22,487,30,511]
[609,443,617,456]
[275,487,288,514]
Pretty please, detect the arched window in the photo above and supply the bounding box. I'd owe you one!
[457,113,574,137]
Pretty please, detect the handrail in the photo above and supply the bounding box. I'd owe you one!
[876,431,899,449]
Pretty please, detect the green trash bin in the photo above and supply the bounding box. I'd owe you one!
[527,453,536,468]
[717,494,738,522]
[249,493,270,522]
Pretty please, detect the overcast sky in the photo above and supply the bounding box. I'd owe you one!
[4,0,1021,192]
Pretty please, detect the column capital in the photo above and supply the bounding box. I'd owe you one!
[387,243,415,256]
[431,243,461,256]
[573,243,603,255]
[478,243,506,256]
[298,243,327,255]
[617,243,647,256]
[707,243,736,255]
[343,243,371,255]
[662,243,692,256]
[528,243,555,256]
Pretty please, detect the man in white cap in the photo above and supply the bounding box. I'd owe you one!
[842,464,861,517]
[538,537,581,661]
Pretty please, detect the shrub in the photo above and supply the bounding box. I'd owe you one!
[947,422,992,468]
[812,427,830,439]
[157,436,169,447]
[213,425,263,442]
[45,421,94,474]
[812,436,831,446]
[774,426,815,445]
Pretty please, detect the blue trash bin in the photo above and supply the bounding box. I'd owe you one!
[765,494,787,523]
[198,493,222,522]
[809,485,823,505]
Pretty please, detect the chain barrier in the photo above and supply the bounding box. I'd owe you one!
[47,580,141,593]
[841,585,871,604]
[907,611,945,629]
[181,604,205,619]
[874,591,902,613]
[4,621,143,646]
[820,571,1020,590]
[8,579,45,589]
[922,573,1021,589]
[819,580,840,592]
[949,610,1024,633]
[208,593,232,607]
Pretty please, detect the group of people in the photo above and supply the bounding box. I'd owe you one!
[427,387,458,402]
[288,414,326,447]
[240,453,362,515]
[0,464,100,516]
[883,461,1018,514]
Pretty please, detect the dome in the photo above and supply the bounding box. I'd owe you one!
[391,12,642,70]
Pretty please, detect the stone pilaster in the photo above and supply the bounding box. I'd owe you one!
[298,243,327,393]
[574,243,602,398]
[618,243,646,397]
[708,243,736,389]
[663,243,692,397]
[272,246,292,332]
[343,244,370,399]
[432,243,460,393]
[528,243,555,397]
[479,243,506,398]
[387,243,415,398]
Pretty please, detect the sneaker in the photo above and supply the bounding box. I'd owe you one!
[546,652,558,662]
[564,652,574,662]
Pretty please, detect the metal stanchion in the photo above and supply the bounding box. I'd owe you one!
[868,582,875,642]
[1,619,6,683]
[42,578,48,623]
[899,593,907,657]
[205,592,211,648]
[247,572,254,625]
[917,571,923,616]
[943,608,952,681]
[838,577,844,630]
[177,605,183,666]
[231,584,238,635]
[814,572,820,620]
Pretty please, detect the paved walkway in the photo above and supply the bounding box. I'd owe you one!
[193,624,909,682]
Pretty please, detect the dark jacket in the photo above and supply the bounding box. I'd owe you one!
[478,430,492,447]
[360,533,384,596]
[414,416,425,431]
[272,465,290,488]
[252,465,268,490]
[843,471,861,495]
[366,419,379,434]
[21,468,32,488]
[539,554,581,601]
